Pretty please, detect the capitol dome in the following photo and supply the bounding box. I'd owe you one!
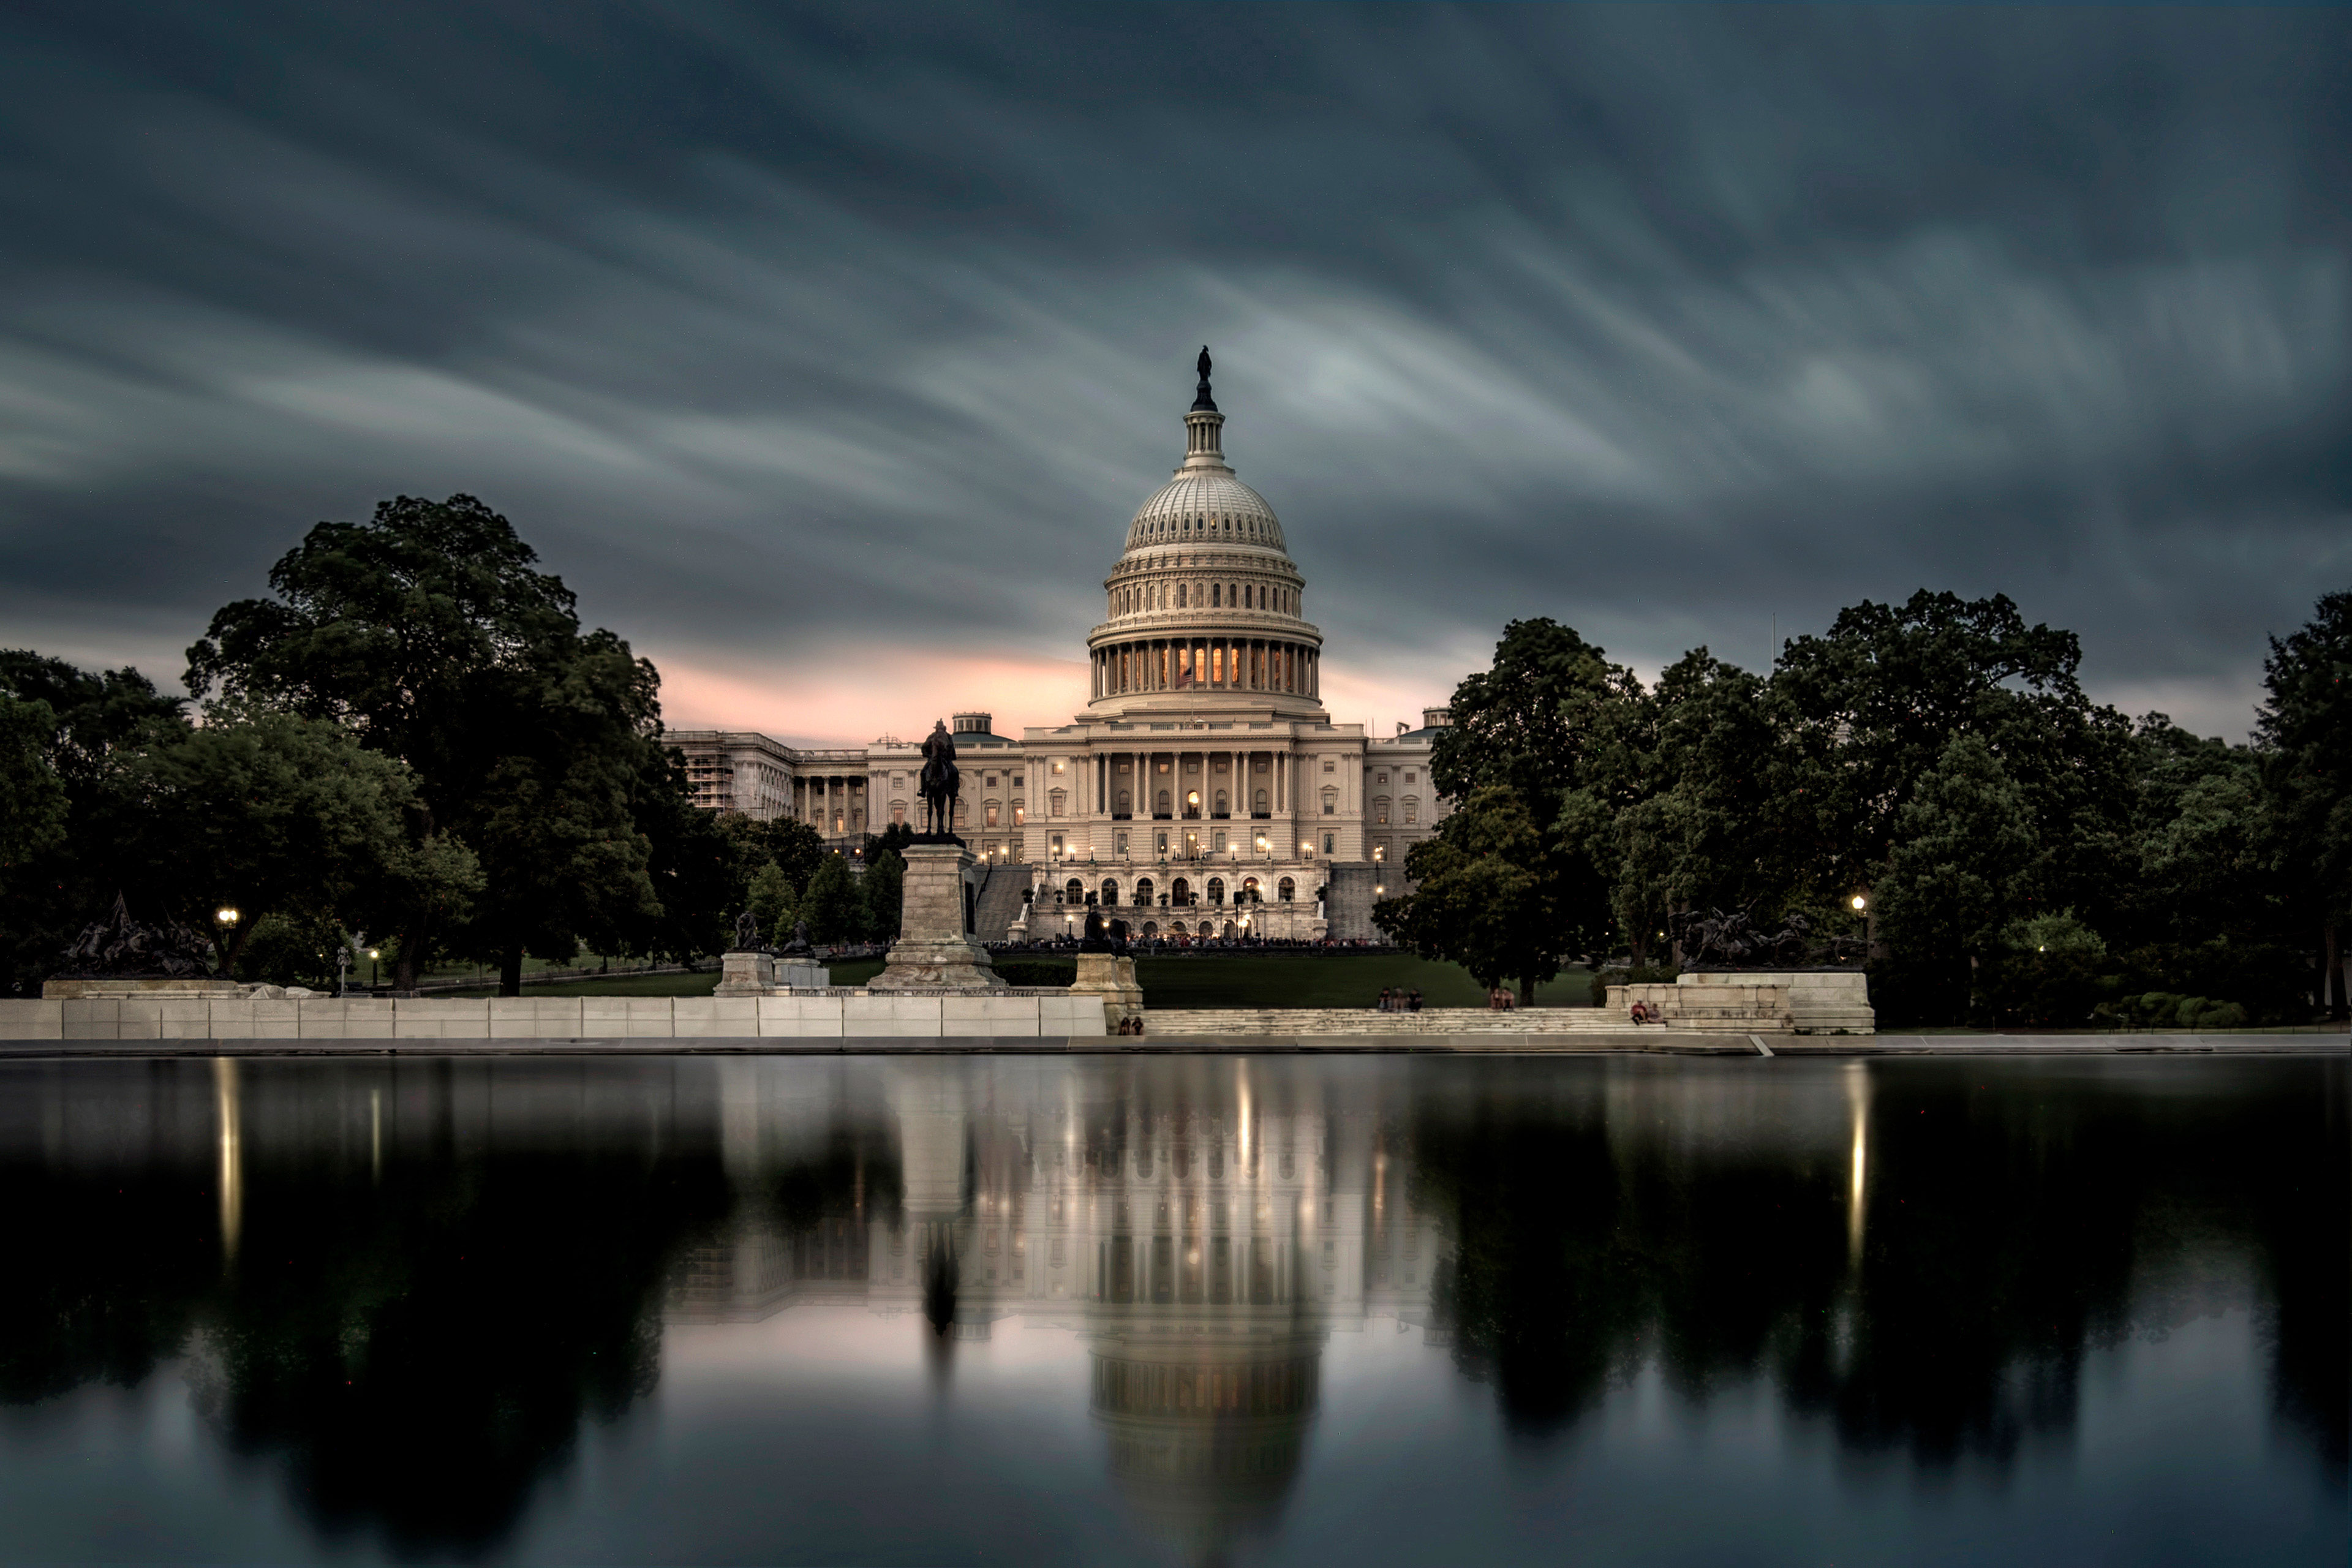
[1085,350,1325,719]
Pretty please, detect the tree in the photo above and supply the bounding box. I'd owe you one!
[746,862,797,944]
[0,652,188,992]
[797,854,858,945]
[114,704,467,976]
[1428,619,1640,963]
[1375,786,1572,1000]
[1875,735,2039,1024]
[861,848,905,943]
[186,495,681,994]
[1770,591,2135,924]
[1606,650,1810,961]
[0,693,67,876]
[2255,589,2351,1019]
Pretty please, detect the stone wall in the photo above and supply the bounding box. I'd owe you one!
[0,993,1104,1042]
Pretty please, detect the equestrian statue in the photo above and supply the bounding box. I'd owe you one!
[917,718,962,842]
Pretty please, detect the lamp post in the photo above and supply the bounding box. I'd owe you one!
[367,948,380,990]
[214,906,238,973]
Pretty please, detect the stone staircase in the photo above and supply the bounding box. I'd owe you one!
[969,864,1032,944]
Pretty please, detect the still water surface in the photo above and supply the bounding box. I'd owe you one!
[0,1054,2341,1566]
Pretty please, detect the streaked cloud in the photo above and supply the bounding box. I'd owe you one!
[0,2,2342,743]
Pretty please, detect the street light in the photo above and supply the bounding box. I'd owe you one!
[1850,894,1868,913]
[216,906,239,927]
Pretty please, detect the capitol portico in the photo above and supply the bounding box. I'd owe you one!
[669,353,1452,940]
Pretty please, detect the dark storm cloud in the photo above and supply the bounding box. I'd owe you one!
[0,2,2343,738]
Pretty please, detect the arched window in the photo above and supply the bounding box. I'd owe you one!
[1212,583,1221,607]
[1178,584,1188,608]
[1242,876,1259,900]
[1102,880,1120,907]
[1115,788,1131,815]
[1278,876,1295,902]
[1172,876,1191,905]
[1156,788,1171,816]
[1253,787,1268,813]
[1134,877,1155,905]
[1207,877,1225,905]
[1064,878,1084,903]
[1213,790,1227,816]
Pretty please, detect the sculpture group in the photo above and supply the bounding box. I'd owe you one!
[1669,903,1866,968]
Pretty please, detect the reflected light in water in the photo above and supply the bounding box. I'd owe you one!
[1845,1059,1869,1270]
[213,1055,241,1265]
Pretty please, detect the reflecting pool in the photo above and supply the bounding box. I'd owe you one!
[0,1054,2341,1566]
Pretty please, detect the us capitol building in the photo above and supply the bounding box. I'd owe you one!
[669,354,1452,940]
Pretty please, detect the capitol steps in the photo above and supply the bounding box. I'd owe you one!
[969,865,1031,944]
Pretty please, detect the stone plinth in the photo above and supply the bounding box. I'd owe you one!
[871,843,1003,992]
[1068,952,1143,1028]
[1607,968,1874,1035]
[1683,969,1874,1034]
[773,960,829,990]
[715,951,774,995]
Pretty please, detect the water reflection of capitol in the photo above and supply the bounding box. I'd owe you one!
[673,1059,1446,1563]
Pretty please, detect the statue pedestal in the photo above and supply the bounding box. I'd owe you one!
[1068,952,1142,1029]
[715,950,773,995]
[774,960,829,989]
[871,845,1003,991]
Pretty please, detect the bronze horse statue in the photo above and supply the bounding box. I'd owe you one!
[918,718,960,839]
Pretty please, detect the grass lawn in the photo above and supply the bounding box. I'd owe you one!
[1134,954,1591,1009]
[437,954,1592,1008]
[439,970,720,998]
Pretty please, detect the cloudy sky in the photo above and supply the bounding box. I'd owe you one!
[1,3,2344,743]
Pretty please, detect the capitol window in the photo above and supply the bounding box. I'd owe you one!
[1049,790,1065,817]
[1278,877,1295,902]
[1321,787,1338,815]
[1013,803,1025,825]
[1374,796,1390,825]
[1322,758,1335,773]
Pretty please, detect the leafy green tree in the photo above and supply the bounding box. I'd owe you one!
[114,704,466,976]
[860,848,905,943]
[1607,650,1807,959]
[0,653,187,992]
[2255,589,2351,1019]
[0,693,67,876]
[1428,619,1640,962]
[745,862,797,944]
[1875,735,2039,1023]
[1771,591,2136,930]
[797,853,858,944]
[1376,786,1571,1000]
[185,495,687,993]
